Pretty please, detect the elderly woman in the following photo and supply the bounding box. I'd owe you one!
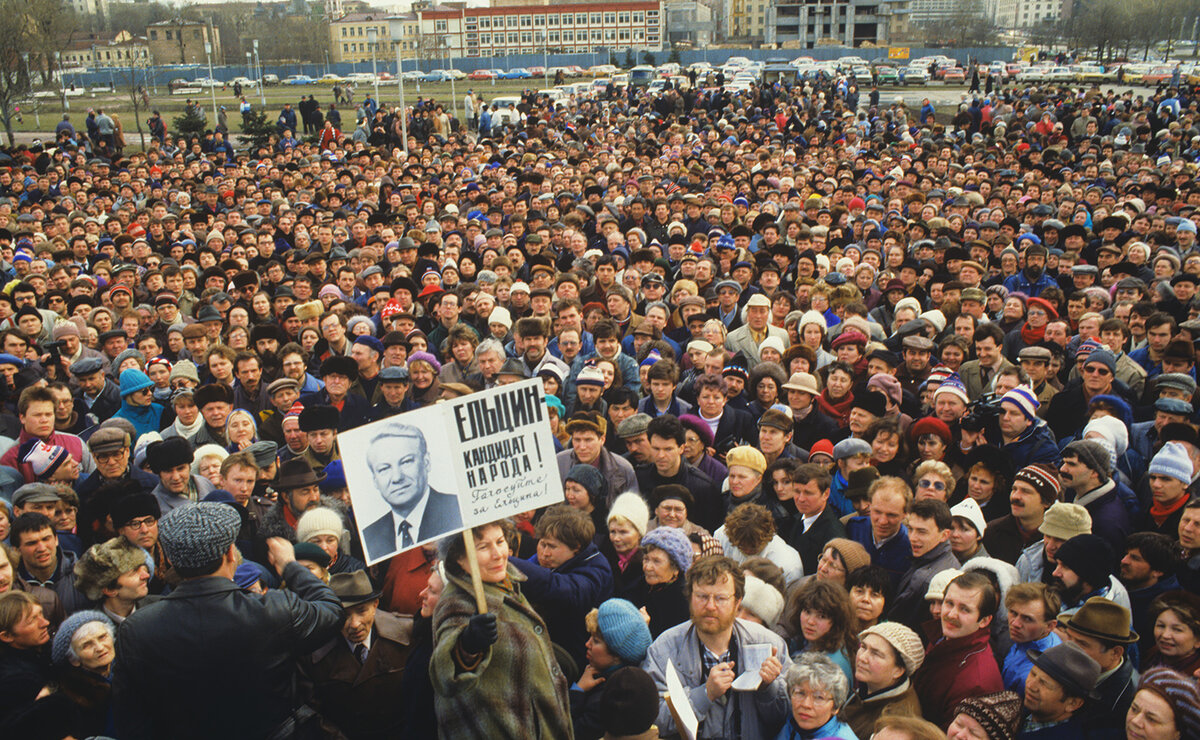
[840,622,926,739]
[601,492,650,599]
[631,525,692,638]
[775,653,858,740]
[1145,591,1200,676]
[224,408,259,452]
[647,484,709,537]
[192,443,229,487]
[563,463,609,537]
[1125,666,1200,740]
[783,579,858,684]
[723,445,768,510]
[407,351,442,407]
[7,610,117,738]
[812,538,871,588]
[570,598,653,740]
[431,518,572,738]
[913,460,955,503]
[679,414,729,483]
[295,506,365,575]
[716,503,804,586]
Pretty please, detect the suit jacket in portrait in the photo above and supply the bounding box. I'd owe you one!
[362,489,462,562]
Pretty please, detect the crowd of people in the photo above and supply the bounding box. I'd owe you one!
[0,59,1198,740]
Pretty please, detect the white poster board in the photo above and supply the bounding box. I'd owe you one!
[341,378,563,565]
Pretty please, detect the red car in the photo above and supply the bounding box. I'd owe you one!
[942,67,965,83]
[468,69,496,80]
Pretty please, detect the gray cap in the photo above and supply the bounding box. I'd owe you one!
[70,357,105,377]
[616,413,652,439]
[379,365,410,383]
[158,502,243,570]
[1155,397,1193,415]
[13,482,62,507]
[247,440,279,468]
[1158,373,1198,395]
[498,358,528,378]
[1018,346,1053,362]
[88,426,130,454]
[833,438,872,461]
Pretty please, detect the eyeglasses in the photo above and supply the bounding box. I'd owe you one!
[1083,365,1112,376]
[918,479,947,491]
[691,592,735,607]
[789,688,834,704]
[123,516,157,530]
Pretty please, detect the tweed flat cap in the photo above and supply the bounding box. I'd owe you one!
[158,502,242,570]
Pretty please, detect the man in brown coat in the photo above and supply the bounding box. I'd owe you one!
[302,570,414,739]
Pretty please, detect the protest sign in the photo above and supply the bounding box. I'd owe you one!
[341,378,563,565]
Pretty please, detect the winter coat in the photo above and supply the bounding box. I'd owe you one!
[112,399,164,444]
[1001,420,1062,470]
[913,627,1003,728]
[431,565,573,740]
[627,574,690,638]
[716,530,805,587]
[642,618,792,740]
[510,542,614,668]
[111,561,344,740]
[0,644,50,726]
[1065,481,1133,555]
[773,714,858,740]
[3,663,112,739]
[301,610,414,740]
[636,461,723,533]
[556,447,640,506]
[889,541,960,630]
[839,679,923,740]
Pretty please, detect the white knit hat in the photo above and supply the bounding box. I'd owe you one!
[607,492,650,536]
[296,507,348,553]
[950,498,988,536]
[925,567,963,601]
[741,574,784,627]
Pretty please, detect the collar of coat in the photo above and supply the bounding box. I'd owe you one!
[311,609,415,663]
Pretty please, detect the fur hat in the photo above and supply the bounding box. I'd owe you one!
[741,574,785,626]
[73,537,151,601]
[299,404,339,432]
[608,492,650,536]
[193,383,234,409]
[145,436,194,474]
[293,300,324,322]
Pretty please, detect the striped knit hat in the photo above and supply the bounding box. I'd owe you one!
[1014,463,1061,504]
[1001,385,1040,422]
[1138,666,1200,739]
[955,691,1022,740]
[933,372,969,404]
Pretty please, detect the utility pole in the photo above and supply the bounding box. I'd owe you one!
[205,42,218,123]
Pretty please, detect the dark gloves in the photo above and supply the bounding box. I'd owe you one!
[459,613,499,655]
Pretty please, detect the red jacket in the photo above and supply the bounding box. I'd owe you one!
[913,627,1003,728]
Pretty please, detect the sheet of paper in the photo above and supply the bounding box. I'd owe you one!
[665,659,699,740]
[731,643,772,691]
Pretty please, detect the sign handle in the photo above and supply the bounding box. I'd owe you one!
[461,527,488,614]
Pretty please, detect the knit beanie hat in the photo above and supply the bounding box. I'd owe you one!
[1000,385,1040,422]
[955,691,1023,740]
[933,372,969,404]
[119,368,155,397]
[295,507,347,552]
[950,497,988,536]
[825,538,871,573]
[596,598,652,665]
[1149,441,1194,484]
[51,610,114,666]
[1083,347,1118,374]
[1062,439,1112,483]
[1138,666,1200,740]
[925,567,963,601]
[565,463,607,504]
[1014,463,1062,504]
[169,359,200,385]
[1038,502,1092,540]
[641,526,694,574]
[1054,534,1114,589]
[859,621,926,675]
[1082,415,1128,459]
[741,574,785,627]
[599,667,660,738]
[20,439,70,480]
[607,492,650,536]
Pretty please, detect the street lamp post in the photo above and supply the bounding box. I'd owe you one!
[204,42,218,123]
[395,44,408,158]
[246,51,252,79]
[538,32,548,87]
[254,39,265,106]
[366,27,381,104]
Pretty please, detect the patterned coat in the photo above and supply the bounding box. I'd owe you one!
[431,565,573,740]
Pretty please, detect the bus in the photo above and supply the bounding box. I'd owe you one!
[629,65,656,87]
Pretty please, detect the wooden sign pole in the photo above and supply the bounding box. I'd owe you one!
[461,527,488,614]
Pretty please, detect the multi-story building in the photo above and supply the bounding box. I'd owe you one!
[330,11,392,63]
[665,0,713,46]
[64,0,109,19]
[393,1,662,60]
[771,0,909,48]
[60,30,150,69]
[993,0,1062,27]
[146,19,222,65]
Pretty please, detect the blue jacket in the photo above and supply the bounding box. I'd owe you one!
[113,400,165,445]
[774,714,858,740]
[846,515,912,586]
[1003,420,1062,469]
[1003,270,1058,298]
[509,542,613,668]
[1003,631,1062,695]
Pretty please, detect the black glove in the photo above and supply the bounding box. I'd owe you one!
[459,613,499,655]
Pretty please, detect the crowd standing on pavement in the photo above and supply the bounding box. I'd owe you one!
[0,64,1199,740]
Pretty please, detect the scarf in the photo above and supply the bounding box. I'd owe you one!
[1020,320,1047,346]
[817,390,854,426]
[1150,493,1190,526]
[173,414,204,439]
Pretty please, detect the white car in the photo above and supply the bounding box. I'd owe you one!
[192,77,220,88]
[229,76,257,88]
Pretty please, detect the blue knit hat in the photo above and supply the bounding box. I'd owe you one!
[1149,441,1193,484]
[51,610,113,665]
[119,367,155,396]
[641,526,693,574]
[565,463,606,503]
[596,598,652,665]
[320,459,347,492]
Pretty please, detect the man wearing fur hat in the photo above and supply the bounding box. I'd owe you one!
[300,356,371,432]
[145,437,215,514]
[74,537,154,624]
[556,410,639,505]
[190,383,235,449]
[297,404,342,473]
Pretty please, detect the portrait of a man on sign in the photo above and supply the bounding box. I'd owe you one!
[360,420,463,561]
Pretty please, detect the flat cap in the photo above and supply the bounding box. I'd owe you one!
[70,357,105,376]
[158,502,243,571]
[616,413,652,439]
[88,426,129,454]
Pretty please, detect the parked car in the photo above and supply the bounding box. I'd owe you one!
[500,68,532,79]
[167,78,192,92]
[942,67,965,83]
[261,73,280,85]
[401,70,424,81]
[1142,65,1175,84]
[318,73,347,84]
[467,69,496,80]
[587,64,619,76]
[876,66,900,85]
[283,75,315,85]
[229,76,257,88]
[901,66,929,85]
[192,77,220,88]
[422,70,453,82]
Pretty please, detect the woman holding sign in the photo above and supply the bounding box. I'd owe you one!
[430,519,573,739]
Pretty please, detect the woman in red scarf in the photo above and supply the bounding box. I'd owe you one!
[817,361,856,428]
